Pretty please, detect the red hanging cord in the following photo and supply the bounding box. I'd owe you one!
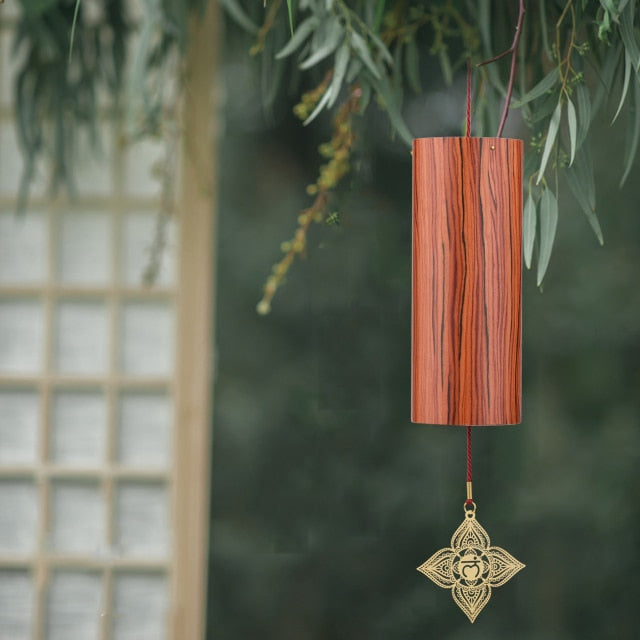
[466,425,473,505]
[466,58,472,138]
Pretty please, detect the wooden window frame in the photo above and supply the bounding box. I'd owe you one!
[171,2,218,638]
[0,1,218,637]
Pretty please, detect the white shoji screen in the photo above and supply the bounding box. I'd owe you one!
[0,3,217,639]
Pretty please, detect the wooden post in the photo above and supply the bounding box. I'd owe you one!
[172,1,218,638]
[411,137,522,426]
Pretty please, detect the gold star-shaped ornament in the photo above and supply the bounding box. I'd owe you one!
[417,504,524,623]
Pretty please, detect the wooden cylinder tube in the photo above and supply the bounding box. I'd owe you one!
[412,137,522,426]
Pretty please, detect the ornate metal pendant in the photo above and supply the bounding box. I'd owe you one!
[417,502,525,623]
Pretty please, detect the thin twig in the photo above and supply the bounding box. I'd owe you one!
[466,58,472,136]
[478,49,512,66]
[478,0,526,137]
[251,0,282,56]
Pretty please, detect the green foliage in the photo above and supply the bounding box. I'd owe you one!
[12,0,206,210]
[537,186,558,286]
[13,0,127,209]
[8,0,640,303]
[222,0,640,299]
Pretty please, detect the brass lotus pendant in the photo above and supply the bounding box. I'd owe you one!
[417,503,524,623]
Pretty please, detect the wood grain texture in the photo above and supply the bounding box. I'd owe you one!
[411,137,522,425]
[172,2,218,638]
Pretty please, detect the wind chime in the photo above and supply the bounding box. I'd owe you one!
[412,50,526,622]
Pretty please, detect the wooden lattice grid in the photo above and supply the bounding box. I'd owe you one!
[0,3,217,638]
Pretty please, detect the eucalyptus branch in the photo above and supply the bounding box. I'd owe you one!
[13,0,639,304]
[479,0,526,137]
[555,0,576,96]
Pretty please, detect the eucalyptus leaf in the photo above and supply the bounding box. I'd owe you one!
[566,147,603,244]
[576,83,591,146]
[592,43,622,114]
[303,83,333,125]
[573,142,596,212]
[351,31,382,80]
[612,51,632,123]
[620,0,640,71]
[327,41,350,109]
[367,30,393,65]
[523,192,536,270]
[620,77,640,186]
[512,67,559,108]
[299,18,343,69]
[537,101,561,184]
[346,57,363,83]
[371,74,413,146]
[567,98,577,166]
[68,0,81,63]
[276,16,318,59]
[537,187,558,285]
[286,0,295,36]
[528,89,559,124]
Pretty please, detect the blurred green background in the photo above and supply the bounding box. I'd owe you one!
[208,20,640,639]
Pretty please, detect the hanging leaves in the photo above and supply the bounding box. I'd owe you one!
[326,41,350,108]
[214,0,640,301]
[567,98,577,166]
[611,52,632,124]
[575,83,591,147]
[537,188,558,286]
[523,192,536,270]
[350,30,383,79]
[620,78,640,187]
[276,15,318,58]
[14,0,128,209]
[566,144,603,245]
[371,74,413,146]
[298,17,343,69]
[286,0,296,35]
[11,0,640,310]
[537,101,561,184]
[619,0,640,71]
[512,68,560,108]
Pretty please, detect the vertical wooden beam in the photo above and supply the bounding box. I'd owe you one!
[171,1,218,638]
[412,137,522,426]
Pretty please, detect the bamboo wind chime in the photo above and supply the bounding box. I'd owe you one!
[413,54,525,622]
